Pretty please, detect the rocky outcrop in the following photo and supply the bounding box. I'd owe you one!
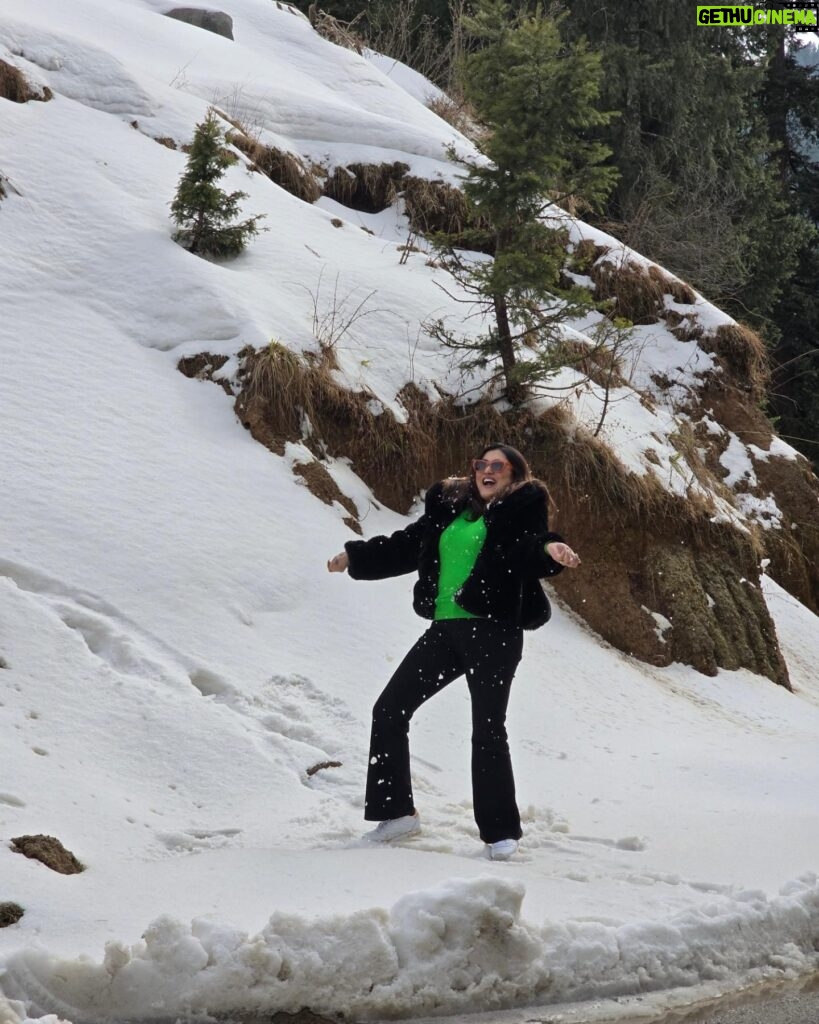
[164,8,234,39]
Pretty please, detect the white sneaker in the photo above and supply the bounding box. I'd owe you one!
[363,812,421,843]
[489,839,518,860]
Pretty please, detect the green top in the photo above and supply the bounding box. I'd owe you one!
[434,510,488,620]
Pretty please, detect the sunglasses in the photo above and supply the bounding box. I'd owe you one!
[472,458,511,474]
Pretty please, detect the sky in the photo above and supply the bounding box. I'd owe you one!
[1,3,819,1023]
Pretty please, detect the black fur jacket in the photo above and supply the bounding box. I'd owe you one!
[344,480,565,630]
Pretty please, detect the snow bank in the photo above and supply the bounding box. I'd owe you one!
[3,875,819,1022]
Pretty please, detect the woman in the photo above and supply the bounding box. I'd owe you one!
[327,444,580,860]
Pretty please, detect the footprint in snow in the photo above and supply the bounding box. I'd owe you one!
[155,827,243,853]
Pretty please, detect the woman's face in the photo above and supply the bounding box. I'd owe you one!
[474,448,515,503]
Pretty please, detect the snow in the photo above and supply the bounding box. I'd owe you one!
[2,2,819,1023]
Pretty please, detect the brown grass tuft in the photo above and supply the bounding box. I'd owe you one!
[648,264,696,305]
[568,238,609,275]
[306,5,365,53]
[589,260,666,325]
[229,133,321,204]
[322,162,410,213]
[553,338,627,391]
[426,94,482,141]
[700,323,770,400]
[591,260,697,325]
[401,176,472,237]
[663,309,704,343]
[0,59,52,103]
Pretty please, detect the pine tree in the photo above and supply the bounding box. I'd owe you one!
[429,0,617,404]
[171,110,264,259]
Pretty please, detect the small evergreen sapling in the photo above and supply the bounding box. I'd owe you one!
[171,109,264,258]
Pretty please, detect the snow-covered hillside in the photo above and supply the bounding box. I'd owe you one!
[2,3,819,1023]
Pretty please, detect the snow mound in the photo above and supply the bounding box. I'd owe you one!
[3,875,819,1022]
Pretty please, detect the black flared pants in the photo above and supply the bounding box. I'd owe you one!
[364,618,524,843]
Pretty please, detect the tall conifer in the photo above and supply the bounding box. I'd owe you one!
[430,0,616,404]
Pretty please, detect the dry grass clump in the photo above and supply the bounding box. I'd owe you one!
[229,133,321,204]
[663,309,704,343]
[237,349,725,536]
[568,238,609,276]
[323,162,410,213]
[590,260,667,325]
[314,161,480,242]
[236,342,416,509]
[647,544,789,686]
[0,59,52,103]
[552,338,626,391]
[590,260,697,326]
[306,5,365,53]
[426,94,482,141]
[648,265,696,305]
[401,176,472,237]
[700,323,770,400]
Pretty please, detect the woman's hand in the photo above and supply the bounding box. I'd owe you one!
[546,542,581,569]
[327,551,349,573]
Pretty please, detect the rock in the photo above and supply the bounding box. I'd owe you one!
[11,834,85,875]
[164,8,234,40]
[0,903,24,927]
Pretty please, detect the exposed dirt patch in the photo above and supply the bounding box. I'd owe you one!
[694,383,819,615]
[11,834,85,874]
[305,760,343,778]
[293,460,361,535]
[233,1010,341,1024]
[548,488,789,687]
[0,902,24,927]
[177,352,233,395]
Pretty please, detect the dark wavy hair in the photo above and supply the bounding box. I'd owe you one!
[443,442,546,519]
